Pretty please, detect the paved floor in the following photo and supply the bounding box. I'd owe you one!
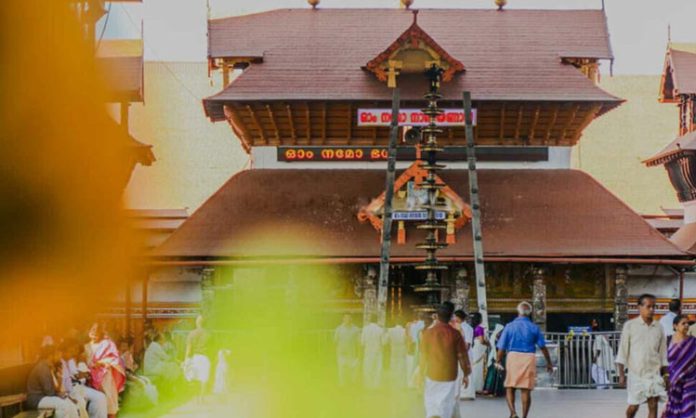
[134,388,647,418]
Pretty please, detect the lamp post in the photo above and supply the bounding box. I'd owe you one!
[412,64,449,312]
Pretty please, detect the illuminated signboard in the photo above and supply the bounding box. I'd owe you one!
[277,146,548,162]
[393,211,446,221]
[357,108,477,127]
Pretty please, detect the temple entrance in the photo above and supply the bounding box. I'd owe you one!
[386,264,451,324]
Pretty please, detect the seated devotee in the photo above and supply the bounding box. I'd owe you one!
[59,341,108,418]
[144,332,181,383]
[85,323,126,418]
[119,339,137,374]
[27,345,80,418]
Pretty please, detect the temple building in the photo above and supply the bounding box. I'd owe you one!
[144,5,693,332]
[642,42,696,316]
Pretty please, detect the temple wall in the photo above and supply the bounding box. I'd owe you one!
[626,265,681,299]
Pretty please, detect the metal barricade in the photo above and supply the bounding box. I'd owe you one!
[545,331,621,388]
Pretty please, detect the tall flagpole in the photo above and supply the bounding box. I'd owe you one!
[463,91,488,329]
[376,88,401,327]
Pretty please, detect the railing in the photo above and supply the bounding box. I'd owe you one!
[169,329,622,389]
[545,331,621,388]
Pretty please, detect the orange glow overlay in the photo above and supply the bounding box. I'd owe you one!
[0,1,138,366]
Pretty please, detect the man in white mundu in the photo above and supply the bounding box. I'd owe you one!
[616,294,668,418]
[334,314,360,386]
[419,305,471,418]
[185,315,211,402]
[361,314,385,389]
[384,317,408,388]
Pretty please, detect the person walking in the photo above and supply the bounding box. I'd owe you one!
[384,317,408,389]
[334,314,360,387]
[616,293,668,418]
[452,310,475,400]
[407,313,426,388]
[590,319,615,389]
[419,304,471,418]
[483,324,506,397]
[470,312,489,394]
[660,299,681,343]
[185,315,212,403]
[361,314,385,389]
[495,301,553,418]
[663,314,696,418]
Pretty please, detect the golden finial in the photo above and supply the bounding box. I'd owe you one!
[308,0,319,9]
[401,0,414,9]
[495,0,507,11]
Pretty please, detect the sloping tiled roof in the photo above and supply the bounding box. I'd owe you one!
[204,8,619,115]
[644,130,696,166]
[670,47,696,95]
[153,168,685,259]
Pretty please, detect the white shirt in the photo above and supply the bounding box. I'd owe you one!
[334,324,360,357]
[616,317,667,378]
[592,334,615,372]
[659,312,677,337]
[461,322,474,350]
[408,320,425,344]
[361,323,385,353]
[385,326,407,349]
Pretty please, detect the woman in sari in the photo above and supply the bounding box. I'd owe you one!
[663,315,696,418]
[483,324,506,397]
[85,323,126,418]
[470,313,490,394]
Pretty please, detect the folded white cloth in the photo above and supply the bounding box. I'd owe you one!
[183,354,211,383]
[626,373,667,405]
[424,378,458,418]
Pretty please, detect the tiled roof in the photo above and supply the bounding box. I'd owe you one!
[670,47,696,95]
[644,130,696,166]
[154,168,684,259]
[204,8,619,114]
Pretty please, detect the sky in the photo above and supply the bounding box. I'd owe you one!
[101,0,696,73]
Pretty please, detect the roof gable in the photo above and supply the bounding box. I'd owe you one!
[365,11,464,87]
[357,161,471,244]
[644,130,696,167]
[660,46,696,102]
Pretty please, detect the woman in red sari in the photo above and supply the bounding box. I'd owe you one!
[85,323,126,418]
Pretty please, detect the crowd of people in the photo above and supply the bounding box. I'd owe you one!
[333,301,552,418]
[25,315,228,418]
[335,296,696,418]
[616,295,695,418]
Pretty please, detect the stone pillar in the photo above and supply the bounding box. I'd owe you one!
[200,267,216,319]
[451,267,470,312]
[532,266,547,331]
[614,265,629,331]
[363,266,378,325]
